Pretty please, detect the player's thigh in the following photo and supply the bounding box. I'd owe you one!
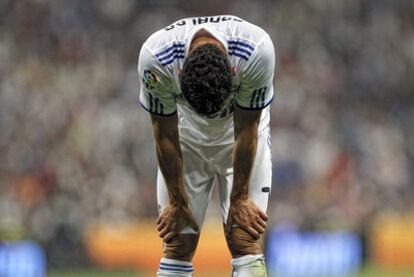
[157,139,215,233]
[217,128,272,222]
[248,127,272,212]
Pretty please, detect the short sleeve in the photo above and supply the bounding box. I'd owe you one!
[138,45,177,116]
[236,35,275,110]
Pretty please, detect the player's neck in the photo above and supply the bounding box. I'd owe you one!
[189,29,226,55]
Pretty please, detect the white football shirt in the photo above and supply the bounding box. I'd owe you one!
[138,15,275,145]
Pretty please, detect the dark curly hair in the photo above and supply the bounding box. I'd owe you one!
[180,44,232,115]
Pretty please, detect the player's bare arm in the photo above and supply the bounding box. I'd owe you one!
[226,106,269,240]
[150,113,199,242]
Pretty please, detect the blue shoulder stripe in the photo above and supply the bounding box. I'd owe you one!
[161,55,185,66]
[155,42,185,58]
[228,52,250,61]
[157,49,185,62]
[227,40,255,51]
[228,46,252,56]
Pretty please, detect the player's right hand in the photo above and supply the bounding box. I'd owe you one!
[156,204,199,242]
[226,198,268,240]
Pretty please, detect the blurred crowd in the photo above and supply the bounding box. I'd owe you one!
[0,0,413,267]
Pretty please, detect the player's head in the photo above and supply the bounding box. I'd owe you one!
[180,44,233,116]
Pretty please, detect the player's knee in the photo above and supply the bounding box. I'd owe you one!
[164,234,200,261]
[226,227,263,258]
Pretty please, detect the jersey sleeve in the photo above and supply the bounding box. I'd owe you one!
[138,45,177,116]
[236,34,275,110]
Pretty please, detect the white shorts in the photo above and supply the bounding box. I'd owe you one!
[156,127,272,234]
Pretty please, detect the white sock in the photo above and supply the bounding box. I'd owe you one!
[157,258,193,277]
[231,254,267,277]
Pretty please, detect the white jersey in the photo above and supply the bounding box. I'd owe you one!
[138,15,275,146]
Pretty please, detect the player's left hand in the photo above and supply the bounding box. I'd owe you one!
[226,198,268,239]
[157,203,199,243]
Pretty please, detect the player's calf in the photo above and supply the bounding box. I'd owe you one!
[226,227,263,257]
[157,234,199,277]
[163,234,199,261]
[226,227,267,276]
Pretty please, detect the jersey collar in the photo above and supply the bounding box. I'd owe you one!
[184,25,228,57]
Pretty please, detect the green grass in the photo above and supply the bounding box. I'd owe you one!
[357,265,414,277]
[47,269,138,277]
[47,266,414,277]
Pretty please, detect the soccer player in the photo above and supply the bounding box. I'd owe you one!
[138,15,275,276]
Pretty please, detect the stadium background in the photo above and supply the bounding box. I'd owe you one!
[1,0,413,276]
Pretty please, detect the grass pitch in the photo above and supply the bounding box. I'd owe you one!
[48,265,414,277]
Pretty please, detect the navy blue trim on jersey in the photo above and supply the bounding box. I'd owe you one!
[228,46,252,55]
[228,52,250,61]
[237,96,274,110]
[155,42,185,57]
[161,55,185,66]
[228,40,255,51]
[250,87,268,108]
[140,102,177,116]
[227,39,255,61]
[157,49,185,62]
[154,42,186,66]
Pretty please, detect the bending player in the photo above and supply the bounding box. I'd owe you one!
[138,15,275,276]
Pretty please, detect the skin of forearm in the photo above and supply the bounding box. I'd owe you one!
[231,126,258,202]
[153,126,188,206]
